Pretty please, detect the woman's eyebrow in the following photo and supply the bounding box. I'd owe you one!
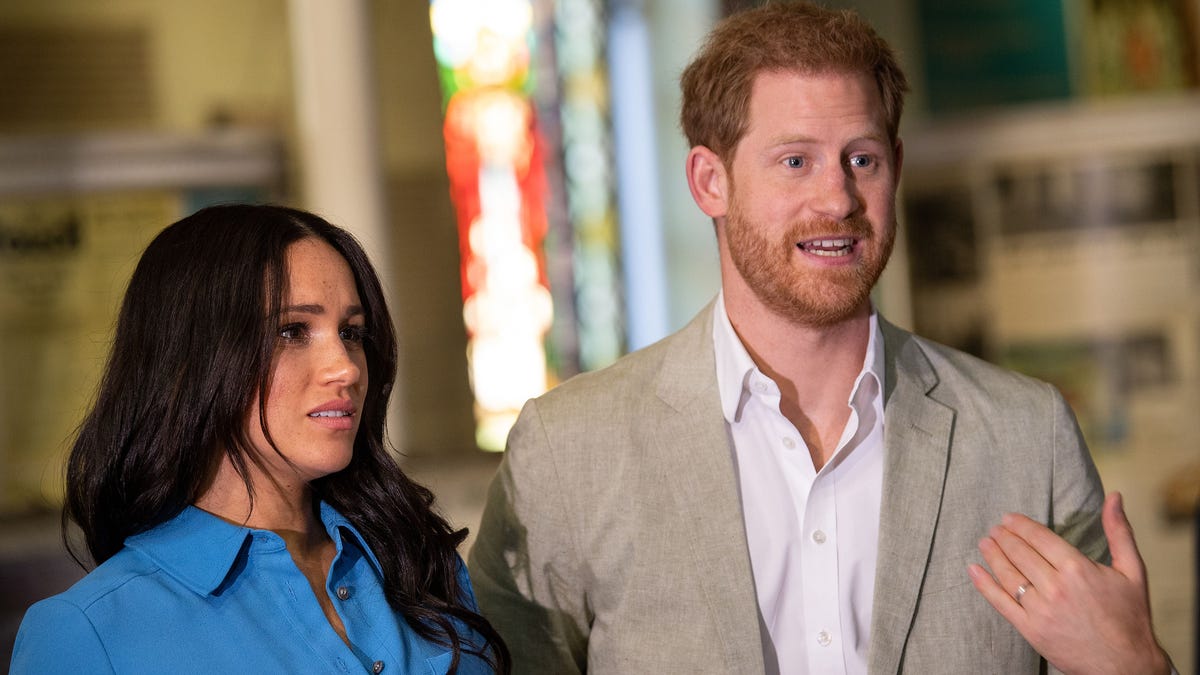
[281,304,366,318]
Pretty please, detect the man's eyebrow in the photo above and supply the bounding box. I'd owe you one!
[851,131,890,145]
[767,132,890,148]
[767,134,818,147]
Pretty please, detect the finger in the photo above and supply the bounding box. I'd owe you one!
[977,535,1033,607]
[967,562,1026,630]
[1103,492,1147,584]
[988,523,1057,592]
[999,511,1084,569]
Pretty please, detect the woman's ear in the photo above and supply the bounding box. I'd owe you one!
[686,145,729,218]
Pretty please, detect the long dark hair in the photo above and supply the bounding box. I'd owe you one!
[65,204,509,673]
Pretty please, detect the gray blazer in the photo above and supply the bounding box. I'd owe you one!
[469,303,1107,674]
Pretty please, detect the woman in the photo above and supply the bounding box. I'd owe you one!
[10,205,510,674]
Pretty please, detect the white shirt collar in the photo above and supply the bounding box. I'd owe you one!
[712,290,885,424]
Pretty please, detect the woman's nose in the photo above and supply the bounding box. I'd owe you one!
[319,338,362,386]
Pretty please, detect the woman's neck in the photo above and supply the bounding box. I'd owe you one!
[195,451,345,645]
[194,453,326,555]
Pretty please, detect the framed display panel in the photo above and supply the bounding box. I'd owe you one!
[1080,0,1198,96]
[0,131,281,516]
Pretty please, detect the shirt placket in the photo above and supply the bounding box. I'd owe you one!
[327,535,401,674]
[801,468,842,672]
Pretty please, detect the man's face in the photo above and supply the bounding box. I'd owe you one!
[716,69,901,327]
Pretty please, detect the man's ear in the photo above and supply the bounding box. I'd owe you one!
[686,145,729,218]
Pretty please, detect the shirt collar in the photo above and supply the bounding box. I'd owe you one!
[316,501,386,581]
[712,290,885,424]
[124,500,383,596]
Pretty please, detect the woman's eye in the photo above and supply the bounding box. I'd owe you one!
[279,323,307,341]
[784,156,805,168]
[340,326,369,344]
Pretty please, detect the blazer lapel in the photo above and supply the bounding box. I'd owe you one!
[652,303,766,672]
[868,321,955,675]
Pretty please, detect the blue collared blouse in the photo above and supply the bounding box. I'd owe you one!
[10,502,493,674]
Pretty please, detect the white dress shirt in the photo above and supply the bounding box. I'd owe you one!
[713,293,886,675]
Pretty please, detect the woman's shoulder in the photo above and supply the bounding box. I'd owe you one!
[12,592,114,672]
[24,546,165,616]
[10,549,163,673]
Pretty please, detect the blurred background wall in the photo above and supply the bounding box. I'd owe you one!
[0,0,1196,670]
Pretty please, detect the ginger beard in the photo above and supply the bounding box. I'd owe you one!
[724,193,896,327]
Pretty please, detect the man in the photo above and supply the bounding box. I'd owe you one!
[469,3,1175,673]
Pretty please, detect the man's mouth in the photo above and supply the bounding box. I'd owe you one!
[797,238,856,257]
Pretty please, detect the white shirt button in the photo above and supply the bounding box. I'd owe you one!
[754,382,768,394]
[811,529,827,544]
[336,586,351,600]
[782,437,796,449]
[817,630,832,647]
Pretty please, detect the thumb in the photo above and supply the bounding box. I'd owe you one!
[1104,492,1146,582]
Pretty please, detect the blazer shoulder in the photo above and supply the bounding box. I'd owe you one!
[534,304,713,414]
[890,324,1055,399]
[883,323,1073,435]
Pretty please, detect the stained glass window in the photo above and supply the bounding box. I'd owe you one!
[430,0,622,450]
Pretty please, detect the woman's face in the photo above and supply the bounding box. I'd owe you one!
[245,238,369,488]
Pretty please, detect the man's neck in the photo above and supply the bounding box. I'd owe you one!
[724,293,872,469]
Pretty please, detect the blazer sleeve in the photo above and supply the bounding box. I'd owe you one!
[1045,385,1109,675]
[1047,383,1108,564]
[10,597,116,674]
[469,398,589,675]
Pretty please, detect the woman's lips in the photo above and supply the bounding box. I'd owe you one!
[307,401,357,431]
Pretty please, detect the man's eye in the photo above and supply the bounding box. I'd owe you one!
[785,156,805,168]
[849,155,873,168]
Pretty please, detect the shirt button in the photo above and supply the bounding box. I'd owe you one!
[782,437,796,449]
[336,586,351,600]
[373,661,385,674]
[811,529,827,544]
[817,630,832,647]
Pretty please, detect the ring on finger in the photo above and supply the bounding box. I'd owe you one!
[1014,583,1030,606]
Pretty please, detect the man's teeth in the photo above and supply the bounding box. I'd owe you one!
[310,410,350,418]
[799,238,854,256]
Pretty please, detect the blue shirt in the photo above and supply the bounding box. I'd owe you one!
[10,503,494,674]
